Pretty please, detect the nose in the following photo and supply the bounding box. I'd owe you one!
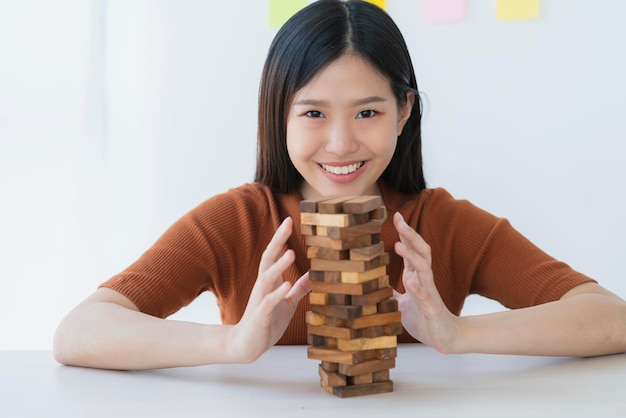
[324,119,358,156]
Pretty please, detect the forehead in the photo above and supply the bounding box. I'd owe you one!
[293,54,393,100]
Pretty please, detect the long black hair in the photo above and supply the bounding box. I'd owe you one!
[255,0,425,194]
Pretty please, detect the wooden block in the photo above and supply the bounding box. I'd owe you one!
[305,234,372,250]
[308,324,359,340]
[337,335,397,352]
[320,220,383,240]
[318,364,347,387]
[324,337,338,349]
[307,333,325,346]
[369,205,387,221]
[359,325,384,338]
[338,358,396,377]
[308,335,338,349]
[320,380,335,394]
[349,373,374,385]
[321,361,338,372]
[327,293,351,305]
[373,370,390,382]
[353,213,371,224]
[305,311,326,326]
[300,224,316,235]
[333,381,393,398]
[325,316,347,327]
[361,304,378,316]
[349,242,385,261]
[314,225,329,236]
[310,254,387,273]
[342,196,383,214]
[351,287,393,306]
[347,311,402,330]
[306,246,349,260]
[317,196,357,214]
[310,278,381,295]
[309,292,328,305]
[377,297,399,313]
[383,322,404,336]
[378,275,389,287]
[309,270,342,283]
[375,347,398,360]
[311,304,362,320]
[301,212,356,227]
[341,265,387,284]
[300,199,321,213]
[307,347,369,365]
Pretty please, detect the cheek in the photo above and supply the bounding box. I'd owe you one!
[369,124,398,156]
[286,122,317,160]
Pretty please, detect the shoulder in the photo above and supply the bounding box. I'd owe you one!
[190,183,275,217]
[381,184,492,221]
[421,188,493,218]
[170,183,281,240]
[381,184,501,240]
[421,188,501,234]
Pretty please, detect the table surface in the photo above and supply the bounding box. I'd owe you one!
[1,345,625,418]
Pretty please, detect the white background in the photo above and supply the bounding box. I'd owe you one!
[1,0,624,350]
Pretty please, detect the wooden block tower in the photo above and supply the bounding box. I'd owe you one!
[300,195,402,398]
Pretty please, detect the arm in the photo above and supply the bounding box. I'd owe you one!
[457,282,626,356]
[53,217,311,370]
[392,212,626,357]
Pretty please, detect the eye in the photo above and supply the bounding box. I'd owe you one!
[305,110,324,118]
[356,109,377,119]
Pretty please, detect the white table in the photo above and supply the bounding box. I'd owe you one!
[1,345,625,417]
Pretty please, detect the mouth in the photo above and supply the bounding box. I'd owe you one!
[319,161,365,175]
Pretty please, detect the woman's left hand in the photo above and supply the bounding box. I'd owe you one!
[392,212,461,353]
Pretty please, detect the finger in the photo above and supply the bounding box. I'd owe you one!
[285,271,311,301]
[393,214,432,276]
[393,212,431,261]
[259,281,292,311]
[258,249,295,290]
[403,271,429,299]
[258,217,293,273]
[248,249,295,309]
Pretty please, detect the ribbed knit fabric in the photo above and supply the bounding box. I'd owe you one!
[100,182,595,344]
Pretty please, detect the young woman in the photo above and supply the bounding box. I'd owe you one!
[54,0,626,370]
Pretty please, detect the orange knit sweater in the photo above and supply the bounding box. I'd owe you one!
[101,182,594,344]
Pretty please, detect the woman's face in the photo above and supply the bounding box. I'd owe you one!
[286,54,414,201]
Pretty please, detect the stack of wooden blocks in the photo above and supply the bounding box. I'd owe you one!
[300,195,402,398]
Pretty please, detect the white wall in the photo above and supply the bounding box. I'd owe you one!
[1,0,624,349]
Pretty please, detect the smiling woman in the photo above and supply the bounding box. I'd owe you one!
[51,0,626,372]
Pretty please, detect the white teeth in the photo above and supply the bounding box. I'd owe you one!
[320,162,364,175]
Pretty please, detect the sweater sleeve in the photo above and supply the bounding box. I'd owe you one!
[421,188,596,310]
[99,183,277,319]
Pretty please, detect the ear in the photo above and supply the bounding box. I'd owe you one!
[396,92,416,136]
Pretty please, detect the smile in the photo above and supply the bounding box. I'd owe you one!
[319,162,364,175]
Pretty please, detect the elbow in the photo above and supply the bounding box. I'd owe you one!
[52,325,75,366]
[613,302,626,353]
[600,298,626,355]
[53,319,87,367]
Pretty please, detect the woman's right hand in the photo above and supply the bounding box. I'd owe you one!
[229,217,311,363]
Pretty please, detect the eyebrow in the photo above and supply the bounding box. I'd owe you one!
[293,96,388,107]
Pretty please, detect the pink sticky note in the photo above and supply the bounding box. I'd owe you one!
[421,0,467,22]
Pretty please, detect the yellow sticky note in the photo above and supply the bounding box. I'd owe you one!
[496,0,540,20]
[269,0,309,28]
[365,0,386,10]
